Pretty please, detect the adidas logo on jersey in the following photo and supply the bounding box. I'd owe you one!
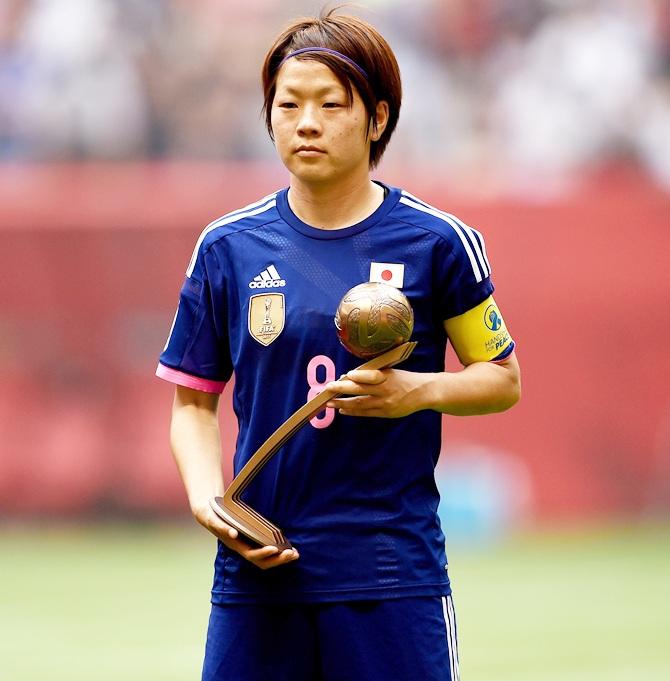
[248,264,286,289]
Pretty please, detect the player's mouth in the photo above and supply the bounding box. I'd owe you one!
[295,145,326,156]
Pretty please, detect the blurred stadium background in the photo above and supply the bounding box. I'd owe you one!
[1,1,669,679]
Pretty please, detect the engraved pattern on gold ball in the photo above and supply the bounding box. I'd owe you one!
[334,282,414,358]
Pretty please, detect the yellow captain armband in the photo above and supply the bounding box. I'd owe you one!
[444,296,515,365]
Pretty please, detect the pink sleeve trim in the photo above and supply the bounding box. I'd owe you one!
[155,364,226,394]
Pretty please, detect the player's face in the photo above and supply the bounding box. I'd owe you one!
[271,59,380,189]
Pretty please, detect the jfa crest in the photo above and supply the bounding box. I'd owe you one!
[248,293,285,346]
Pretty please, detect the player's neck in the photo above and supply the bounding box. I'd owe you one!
[287,177,384,230]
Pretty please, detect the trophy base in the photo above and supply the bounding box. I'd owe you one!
[211,496,294,551]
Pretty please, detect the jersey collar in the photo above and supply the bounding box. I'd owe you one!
[277,182,401,239]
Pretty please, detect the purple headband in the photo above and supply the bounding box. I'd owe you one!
[280,47,369,80]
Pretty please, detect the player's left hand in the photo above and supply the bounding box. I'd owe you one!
[325,368,431,418]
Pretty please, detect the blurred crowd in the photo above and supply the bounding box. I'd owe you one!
[1,0,669,193]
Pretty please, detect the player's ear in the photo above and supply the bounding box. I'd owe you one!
[370,101,389,142]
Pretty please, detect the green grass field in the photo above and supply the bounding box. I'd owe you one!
[2,521,668,681]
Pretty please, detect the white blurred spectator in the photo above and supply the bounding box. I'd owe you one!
[13,0,149,158]
[486,0,658,193]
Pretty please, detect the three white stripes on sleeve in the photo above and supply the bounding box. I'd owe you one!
[400,192,492,284]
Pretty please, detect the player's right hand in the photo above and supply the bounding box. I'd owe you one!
[191,499,299,570]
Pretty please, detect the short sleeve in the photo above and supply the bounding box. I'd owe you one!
[156,245,232,393]
[434,217,494,320]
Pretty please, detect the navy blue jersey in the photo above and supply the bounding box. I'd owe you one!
[158,184,497,603]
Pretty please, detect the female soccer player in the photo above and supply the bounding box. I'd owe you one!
[157,9,520,681]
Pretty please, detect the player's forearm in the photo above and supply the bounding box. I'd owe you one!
[425,354,521,416]
[170,393,224,515]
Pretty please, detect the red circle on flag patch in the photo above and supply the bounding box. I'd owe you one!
[381,269,392,281]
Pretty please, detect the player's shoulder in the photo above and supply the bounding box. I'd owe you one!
[198,191,281,249]
[393,188,480,245]
[392,187,492,281]
[185,191,281,277]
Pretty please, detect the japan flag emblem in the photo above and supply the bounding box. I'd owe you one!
[369,262,405,289]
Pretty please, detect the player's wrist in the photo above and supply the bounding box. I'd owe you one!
[189,495,220,521]
[421,372,449,412]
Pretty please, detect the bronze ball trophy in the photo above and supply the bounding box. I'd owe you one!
[211,282,416,550]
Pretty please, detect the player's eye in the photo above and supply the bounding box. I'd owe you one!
[323,102,343,109]
[277,102,298,109]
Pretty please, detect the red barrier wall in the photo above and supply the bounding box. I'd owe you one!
[1,163,668,519]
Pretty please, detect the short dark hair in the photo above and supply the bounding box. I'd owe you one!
[261,9,402,169]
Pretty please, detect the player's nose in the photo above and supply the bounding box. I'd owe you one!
[296,104,322,135]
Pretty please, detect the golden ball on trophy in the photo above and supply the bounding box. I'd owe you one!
[334,281,414,359]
